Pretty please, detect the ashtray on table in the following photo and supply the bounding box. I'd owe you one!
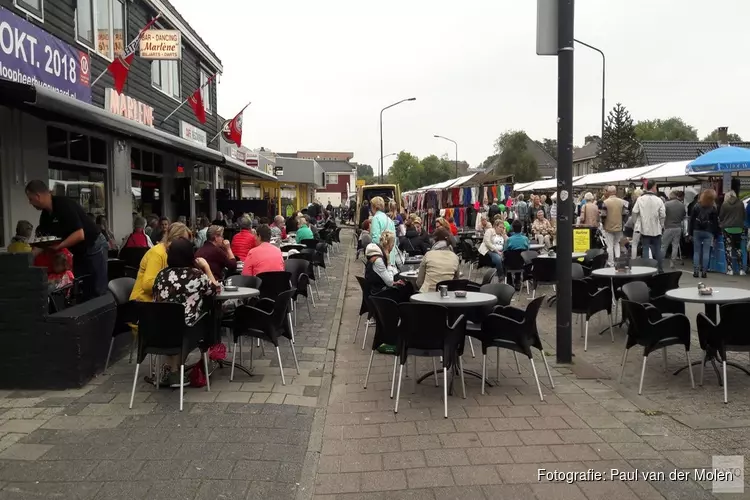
[223,285,239,292]
[698,287,713,296]
[453,291,467,298]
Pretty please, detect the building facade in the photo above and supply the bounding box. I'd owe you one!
[0,0,273,247]
[315,160,356,207]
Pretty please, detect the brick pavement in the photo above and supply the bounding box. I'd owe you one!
[0,236,351,500]
[313,249,750,500]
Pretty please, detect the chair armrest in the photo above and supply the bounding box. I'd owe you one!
[492,305,524,323]
[650,312,690,331]
[642,303,663,323]
[254,298,276,314]
[448,314,467,334]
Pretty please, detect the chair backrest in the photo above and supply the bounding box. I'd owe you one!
[227,275,262,289]
[590,252,608,271]
[137,301,190,351]
[118,246,149,269]
[621,300,652,340]
[481,282,515,307]
[631,257,658,268]
[459,239,477,262]
[397,303,454,352]
[108,277,135,305]
[647,271,681,297]
[480,268,497,285]
[257,271,292,300]
[368,296,401,349]
[503,250,525,272]
[621,281,650,304]
[355,275,372,315]
[300,239,318,249]
[531,256,556,282]
[107,259,126,280]
[718,303,750,346]
[520,250,539,265]
[435,279,481,292]
[583,248,606,264]
[284,259,309,288]
[270,289,295,328]
[571,262,585,279]
[314,243,327,265]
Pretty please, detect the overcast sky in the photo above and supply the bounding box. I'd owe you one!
[175,0,749,173]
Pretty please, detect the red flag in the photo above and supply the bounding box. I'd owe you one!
[227,111,243,147]
[188,89,206,124]
[107,14,161,93]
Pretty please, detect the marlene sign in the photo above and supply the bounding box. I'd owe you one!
[139,30,181,60]
[105,88,154,127]
[0,8,91,102]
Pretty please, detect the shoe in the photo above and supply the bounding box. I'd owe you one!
[727,270,734,276]
[701,271,707,279]
[693,270,699,278]
[741,270,747,276]
[154,365,171,388]
[167,372,186,388]
[669,261,675,269]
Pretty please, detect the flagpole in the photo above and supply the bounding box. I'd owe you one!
[91,12,162,89]
[209,101,251,145]
[158,73,217,125]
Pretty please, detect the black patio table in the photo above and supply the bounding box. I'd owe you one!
[409,291,498,390]
[591,266,658,333]
[210,287,260,377]
[666,287,750,383]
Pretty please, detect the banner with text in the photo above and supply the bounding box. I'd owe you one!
[0,8,91,103]
[139,30,181,60]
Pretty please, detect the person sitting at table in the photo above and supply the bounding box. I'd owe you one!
[447,216,459,236]
[129,222,191,303]
[153,237,219,388]
[402,217,430,255]
[478,218,506,274]
[505,220,530,251]
[196,225,237,281]
[295,216,315,242]
[212,211,227,228]
[47,251,75,289]
[305,215,320,239]
[364,232,413,302]
[531,210,555,249]
[242,224,285,277]
[8,220,33,253]
[416,227,460,293]
[122,216,153,249]
[96,215,118,252]
[230,215,257,260]
[271,215,287,240]
[435,218,458,248]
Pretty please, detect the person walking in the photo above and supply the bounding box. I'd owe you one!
[369,196,397,265]
[719,189,746,276]
[25,180,108,299]
[515,194,529,233]
[632,180,666,273]
[661,191,685,269]
[689,189,720,278]
[601,186,625,266]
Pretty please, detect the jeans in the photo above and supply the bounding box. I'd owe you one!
[73,234,109,300]
[723,230,743,274]
[488,251,503,274]
[692,230,713,271]
[661,227,681,261]
[631,232,640,259]
[641,234,663,272]
[604,231,622,266]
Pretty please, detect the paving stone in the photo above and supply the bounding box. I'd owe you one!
[609,442,664,460]
[416,420,456,434]
[475,431,521,447]
[0,481,102,499]
[380,422,418,437]
[548,444,601,461]
[338,453,382,473]
[526,416,571,430]
[432,485,484,500]
[144,480,202,500]
[406,467,455,489]
[88,459,145,480]
[481,484,536,499]
[556,428,603,444]
[450,465,501,485]
[507,445,553,463]
[314,472,361,494]
[400,435,442,451]
[135,460,190,480]
[530,483,588,500]
[488,417,532,431]
[93,480,151,500]
[577,479,641,499]
[361,470,408,491]
[0,459,98,481]
[194,479,250,500]
[465,446,513,465]
[0,444,52,461]
[383,451,428,470]
[183,458,236,479]
[517,429,563,445]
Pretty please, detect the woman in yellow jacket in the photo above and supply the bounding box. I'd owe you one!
[129,222,191,302]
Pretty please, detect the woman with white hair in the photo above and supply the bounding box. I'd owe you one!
[364,230,412,302]
[369,196,397,264]
[578,191,600,227]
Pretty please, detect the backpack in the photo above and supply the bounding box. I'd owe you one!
[694,206,712,231]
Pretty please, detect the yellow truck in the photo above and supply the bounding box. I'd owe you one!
[356,184,401,226]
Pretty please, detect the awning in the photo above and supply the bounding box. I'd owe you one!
[573,165,656,187]
[0,79,224,165]
[632,161,695,184]
[446,174,477,188]
[221,156,277,181]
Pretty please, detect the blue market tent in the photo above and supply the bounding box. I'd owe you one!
[686,146,750,174]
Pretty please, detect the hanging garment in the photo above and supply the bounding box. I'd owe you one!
[498,185,505,202]
[471,187,478,205]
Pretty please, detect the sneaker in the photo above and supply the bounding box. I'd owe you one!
[167,372,186,388]
[693,270,699,278]
[153,365,171,388]
[741,270,747,276]
[727,270,734,276]
[701,271,707,279]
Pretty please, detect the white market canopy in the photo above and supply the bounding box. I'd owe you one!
[632,160,696,184]
[573,165,657,187]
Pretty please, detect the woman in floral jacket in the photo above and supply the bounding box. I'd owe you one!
[531,210,555,249]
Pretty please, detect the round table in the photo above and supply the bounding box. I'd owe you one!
[591,267,657,331]
[529,243,545,251]
[215,287,260,301]
[397,270,419,285]
[211,287,261,377]
[535,252,587,260]
[410,291,497,307]
[404,257,424,266]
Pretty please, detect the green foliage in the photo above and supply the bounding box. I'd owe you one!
[598,103,640,171]
[634,117,699,141]
[493,130,539,182]
[536,138,558,160]
[478,154,499,171]
[386,152,455,191]
[356,163,374,177]
[702,128,743,142]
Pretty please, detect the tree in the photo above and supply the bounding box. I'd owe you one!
[598,103,640,171]
[387,151,423,191]
[493,130,539,182]
[478,154,499,171]
[356,163,374,177]
[634,117,699,141]
[535,138,558,160]
[703,128,743,142]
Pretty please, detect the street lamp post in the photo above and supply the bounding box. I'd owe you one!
[380,97,416,183]
[378,153,397,178]
[574,39,605,141]
[433,135,458,177]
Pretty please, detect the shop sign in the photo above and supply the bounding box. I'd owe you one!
[139,30,181,60]
[179,120,207,146]
[573,228,590,253]
[274,166,284,176]
[0,8,91,103]
[245,154,259,168]
[105,88,154,127]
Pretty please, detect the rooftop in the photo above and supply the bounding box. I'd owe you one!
[317,160,356,173]
[640,140,750,164]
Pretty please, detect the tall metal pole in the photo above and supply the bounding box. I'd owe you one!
[380,98,417,183]
[574,39,605,141]
[556,0,575,364]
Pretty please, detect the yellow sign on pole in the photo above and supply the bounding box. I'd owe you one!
[573,228,590,253]
[356,179,366,187]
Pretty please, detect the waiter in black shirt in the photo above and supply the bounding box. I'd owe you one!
[25,180,108,299]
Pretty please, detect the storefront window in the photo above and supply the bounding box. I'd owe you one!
[49,163,107,218]
[194,165,213,219]
[76,0,126,60]
[48,126,108,165]
[281,186,297,218]
[132,175,161,217]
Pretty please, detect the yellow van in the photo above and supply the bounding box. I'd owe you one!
[356,184,401,226]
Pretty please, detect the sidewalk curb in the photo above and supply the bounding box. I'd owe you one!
[296,230,353,500]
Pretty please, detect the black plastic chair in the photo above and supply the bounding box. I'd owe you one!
[647,271,684,314]
[227,275,262,289]
[285,259,313,324]
[105,277,137,373]
[290,250,319,300]
[231,289,300,385]
[478,296,551,399]
[435,279,481,292]
[531,256,557,300]
[572,278,613,351]
[480,268,497,285]
[107,259,126,281]
[118,246,148,278]
[459,239,479,279]
[364,296,401,396]
[631,257,658,269]
[314,242,330,285]
[257,271,292,301]
[581,248,607,276]
[129,302,211,411]
[571,262,585,280]
[503,250,526,292]
[620,300,694,394]
[395,303,467,418]
[354,276,374,349]
[696,303,750,403]
[300,239,318,250]
[466,283,515,332]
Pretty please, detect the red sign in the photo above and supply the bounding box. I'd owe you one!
[245,158,258,168]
